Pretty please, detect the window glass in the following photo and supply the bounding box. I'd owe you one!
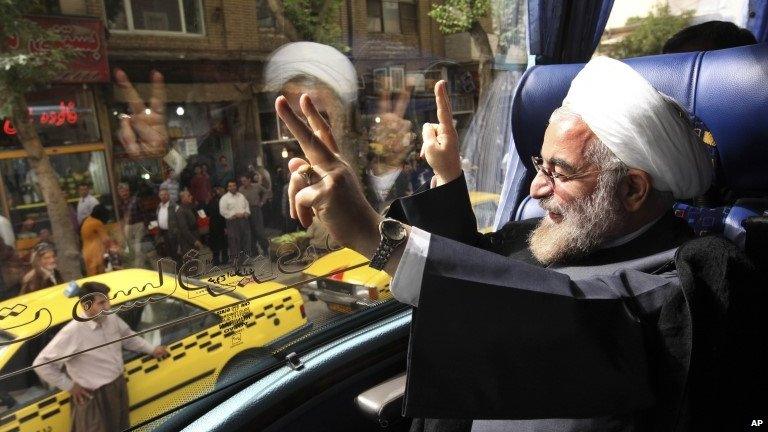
[0,0,530,429]
[119,296,220,354]
[0,324,64,417]
[382,0,401,33]
[106,0,204,34]
[106,0,129,30]
[367,0,383,32]
[599,0,750,58]
[1,86,100,149]
[400,0,418,35]
[1,150,115,247]
[131,0,183,32]
[182,0,204,34]
[256,0,276,28]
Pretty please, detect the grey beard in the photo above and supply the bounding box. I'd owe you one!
[528,183,624,265]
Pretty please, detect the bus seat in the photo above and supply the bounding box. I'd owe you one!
[506,43,768,223]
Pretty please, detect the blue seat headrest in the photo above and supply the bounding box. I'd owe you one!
[511,43,768,194]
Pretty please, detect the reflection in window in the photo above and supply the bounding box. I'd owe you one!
[257,0,276,28]
[106,0,204,34]
[368,0,417,33]
[0,151,115,246]
[0,86,100,149]
[120,297,220,352]
[400,0,418,34]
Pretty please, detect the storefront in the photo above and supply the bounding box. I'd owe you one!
[0,16,115,251]
[109,81,257,192]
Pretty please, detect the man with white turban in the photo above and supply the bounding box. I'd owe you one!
[264,42,360,172]
[276,55,757,431]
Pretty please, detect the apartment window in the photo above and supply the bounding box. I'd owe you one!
[367,0,418,34]
[367,0,383,32]
[105,0,204,34]
[256,0,276,28]
[399,0,417,35]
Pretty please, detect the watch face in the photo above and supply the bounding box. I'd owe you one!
[381,219,407,242]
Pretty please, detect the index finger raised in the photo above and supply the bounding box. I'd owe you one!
[275,96,336,165]
[149,70,167,114]
[434,80,453,128]
[114,69,146,116]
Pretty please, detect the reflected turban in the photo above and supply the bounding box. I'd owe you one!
[562,56,712,199]
[264,42,357,106]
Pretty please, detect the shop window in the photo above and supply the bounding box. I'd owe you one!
[1,86,100,150]
[256,0,276,28]
[106,0,205,35]
[367,0,417,34]
[0,151,115,246]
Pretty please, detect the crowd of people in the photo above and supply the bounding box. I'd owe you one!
[0,160,276,300]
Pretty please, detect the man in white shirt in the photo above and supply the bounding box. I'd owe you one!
[0,214,14,249]
[155,188,179,260]
[219,179,251,261]
[160,169,180,204]
[76,184,99,226]
[34,282,168,432]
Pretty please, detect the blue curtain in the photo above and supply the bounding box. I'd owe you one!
[748,0,768,42]
[527,0,615,64]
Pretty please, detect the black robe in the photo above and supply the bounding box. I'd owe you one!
[386,174,766,432]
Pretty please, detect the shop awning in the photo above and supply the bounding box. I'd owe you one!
[112,82,264,104]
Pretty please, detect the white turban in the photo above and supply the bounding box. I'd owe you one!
[562,56,712,199]
[264,42,357,106]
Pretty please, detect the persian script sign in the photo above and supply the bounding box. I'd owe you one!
[7,15,109,83]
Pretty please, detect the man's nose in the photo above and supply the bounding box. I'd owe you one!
[529,171,554,199]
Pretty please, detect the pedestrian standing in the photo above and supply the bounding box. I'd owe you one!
[76,184,99,226]
[219,180,251,261]
[206,186,228,265]
[155,188,179,261]
[238,175,270,255]
[34,282,169,432]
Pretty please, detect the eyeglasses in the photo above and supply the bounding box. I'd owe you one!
[530,156,605,185]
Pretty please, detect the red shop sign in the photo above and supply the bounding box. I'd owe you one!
[6,16,109,83]
[2,101,79,136]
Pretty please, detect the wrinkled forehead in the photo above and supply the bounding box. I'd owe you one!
[541,110,596,167]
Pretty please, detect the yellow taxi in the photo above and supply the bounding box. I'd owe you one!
[0,267,307,432]
[302,191,501,313]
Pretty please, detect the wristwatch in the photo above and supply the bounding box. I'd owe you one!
[369,218,408,270]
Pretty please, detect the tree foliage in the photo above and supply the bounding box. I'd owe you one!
[282,0,348,52]
[428,0,490,34]
[604,3,694,59]
[1,0,83,280]
[0,0,73,117]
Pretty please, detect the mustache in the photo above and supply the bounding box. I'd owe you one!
[538,197,564,214]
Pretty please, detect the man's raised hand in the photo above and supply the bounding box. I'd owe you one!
[421,80,461,187]
[275,94,382,257]
[114,69,169,158]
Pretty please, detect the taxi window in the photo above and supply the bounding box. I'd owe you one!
[119,297,221,349]
[0,324,64,416]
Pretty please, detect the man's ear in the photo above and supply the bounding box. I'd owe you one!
[621,169,652,212]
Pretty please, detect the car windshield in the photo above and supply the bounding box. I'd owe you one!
[0,0,758,430]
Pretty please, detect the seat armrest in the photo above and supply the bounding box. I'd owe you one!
[355,372,406,428]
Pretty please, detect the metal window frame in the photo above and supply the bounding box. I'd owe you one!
[107,0,206,36]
